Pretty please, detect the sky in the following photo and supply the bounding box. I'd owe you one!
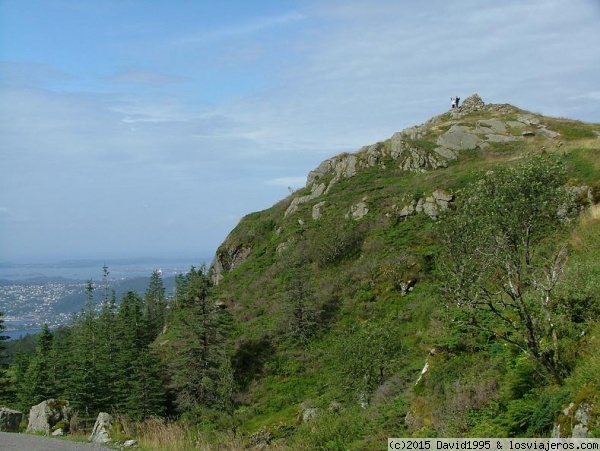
[1,0,599,263]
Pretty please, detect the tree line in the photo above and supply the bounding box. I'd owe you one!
[1,265,234,423]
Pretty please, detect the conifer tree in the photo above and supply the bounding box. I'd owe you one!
[21,324,56,405]
[281,255,319,344]
[144,269,167,340]
[65,280,103,416]
[0,311,9,402]
[112,290,167,418]
[166,267,232,412]
[125,348,165,420]
[96,269,118,410]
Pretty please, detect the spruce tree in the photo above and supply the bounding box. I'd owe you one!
[144,270,167,340]
[21,324,56,405]
[166,267,232,412]
[66,280,103,416]
[96,280,118,411]
[113,290,166,418]
[0,311,9,402]
[125,348,165,420]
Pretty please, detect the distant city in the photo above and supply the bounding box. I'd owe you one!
[0,257,210,338]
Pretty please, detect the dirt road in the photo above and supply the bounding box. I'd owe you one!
[0,431,111,450]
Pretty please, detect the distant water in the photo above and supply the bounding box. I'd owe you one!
[3,329,41,340]
[0,257,211,282]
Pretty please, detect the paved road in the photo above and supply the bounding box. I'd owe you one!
[0,431,112,450]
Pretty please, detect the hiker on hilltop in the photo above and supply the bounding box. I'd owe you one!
[451,96,461,109]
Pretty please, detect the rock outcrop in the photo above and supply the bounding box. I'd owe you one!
[291,94,555,223]
[552,402,592,438]
[211,244,251,284]
[26,399,72,435]
[397,189,453,220]
[89,412,114,444]
[0,407,23,432]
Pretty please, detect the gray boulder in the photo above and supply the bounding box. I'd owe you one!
[26,399,72,435]
[0,407,23,432]
[89,412,114,444]
[436,125,481,151]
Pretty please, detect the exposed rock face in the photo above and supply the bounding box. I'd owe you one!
[298,401,320,423]
[0,407,23,432]
[552,402,594,438]
[312,201,327,220]
[347,199,369,220]
[89,412,114,443]
[398,189,454,220]
[26,399,72,435]
[285,182,327,217]
[211,244,251,284]
[436,125,481,151]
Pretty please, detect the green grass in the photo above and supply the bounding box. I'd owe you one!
[204,107,600,446]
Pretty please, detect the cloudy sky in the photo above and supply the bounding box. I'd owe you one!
[1,0,599,263]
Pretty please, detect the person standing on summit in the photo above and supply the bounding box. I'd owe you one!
[450,96,461,109]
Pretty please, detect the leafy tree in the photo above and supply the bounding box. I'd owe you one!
[436,155,578,382]
[307,215,363,268]
[333,319,401,406]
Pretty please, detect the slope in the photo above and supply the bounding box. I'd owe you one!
[206,94,600,447]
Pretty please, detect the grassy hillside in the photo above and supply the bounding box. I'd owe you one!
[194,95,600,448]
[116,95,600,450]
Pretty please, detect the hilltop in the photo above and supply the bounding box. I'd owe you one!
[205,94,600,445]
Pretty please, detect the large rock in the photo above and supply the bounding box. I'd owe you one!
[211,244,252,284]
[436,125,481,151]
[0,407,23,432]
[89,412,114,443]
[26,399,72,435]
[552,401,595,438]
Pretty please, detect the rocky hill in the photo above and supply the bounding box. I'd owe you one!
[206,94,600,446]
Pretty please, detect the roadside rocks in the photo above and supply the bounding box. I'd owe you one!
[26,399,72,435]
[89,412,114,444]
[0,407,23,432]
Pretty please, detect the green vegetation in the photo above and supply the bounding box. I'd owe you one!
[3,103,600,448]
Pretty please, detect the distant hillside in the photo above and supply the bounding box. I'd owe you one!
[201,94,600,444]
